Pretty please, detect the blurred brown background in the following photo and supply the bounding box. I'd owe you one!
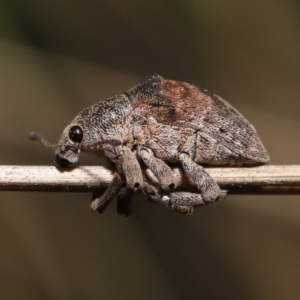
[1,1,300,299]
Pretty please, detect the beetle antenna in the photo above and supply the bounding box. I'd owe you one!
[29,131,57,150]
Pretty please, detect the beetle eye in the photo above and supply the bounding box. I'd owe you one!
[69,125,83,143]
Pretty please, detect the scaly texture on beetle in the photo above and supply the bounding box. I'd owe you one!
[31,75,269,215]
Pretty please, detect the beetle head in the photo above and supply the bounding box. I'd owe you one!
[30,118,106,168]
[54,124,84,167]
[30,119,88,167]
[29,124,83,168]
[30,94,131,167]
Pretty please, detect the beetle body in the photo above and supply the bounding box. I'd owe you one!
[37,75,269,215]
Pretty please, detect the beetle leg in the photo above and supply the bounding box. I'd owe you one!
[141,170,224,215]
[169,192,204,215]
[90,172,124,213]
[117,187,135,216]
[142,181,159,197]
[103,140,143,190]
[147,187,226,216]
[139,147,176,191]
[168,191,225,215]
[179,152,227,203]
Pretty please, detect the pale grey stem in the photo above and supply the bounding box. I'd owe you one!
[0,165,300,194]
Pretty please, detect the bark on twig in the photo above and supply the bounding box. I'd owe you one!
[0,165,300,194]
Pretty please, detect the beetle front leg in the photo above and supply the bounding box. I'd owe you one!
[179,152,227,202]
[90,172,124,213]
[104,140,143,189]
[117,187,134,216]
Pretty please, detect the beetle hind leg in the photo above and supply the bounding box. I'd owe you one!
[169,192,205,215]
[146,189,226,215]
[179,152,226,203]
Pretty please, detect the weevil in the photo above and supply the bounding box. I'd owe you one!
[30,75,269,215]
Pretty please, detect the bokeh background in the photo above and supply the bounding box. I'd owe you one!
[1,1,300,299]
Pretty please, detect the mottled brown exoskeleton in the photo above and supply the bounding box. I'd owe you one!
[30,75,269,216]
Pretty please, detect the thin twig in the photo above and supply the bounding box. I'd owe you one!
[1,165,300,194]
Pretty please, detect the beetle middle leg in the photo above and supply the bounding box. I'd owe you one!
[139,147,176,191]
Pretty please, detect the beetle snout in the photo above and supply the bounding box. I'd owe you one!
[55,154,72,168]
